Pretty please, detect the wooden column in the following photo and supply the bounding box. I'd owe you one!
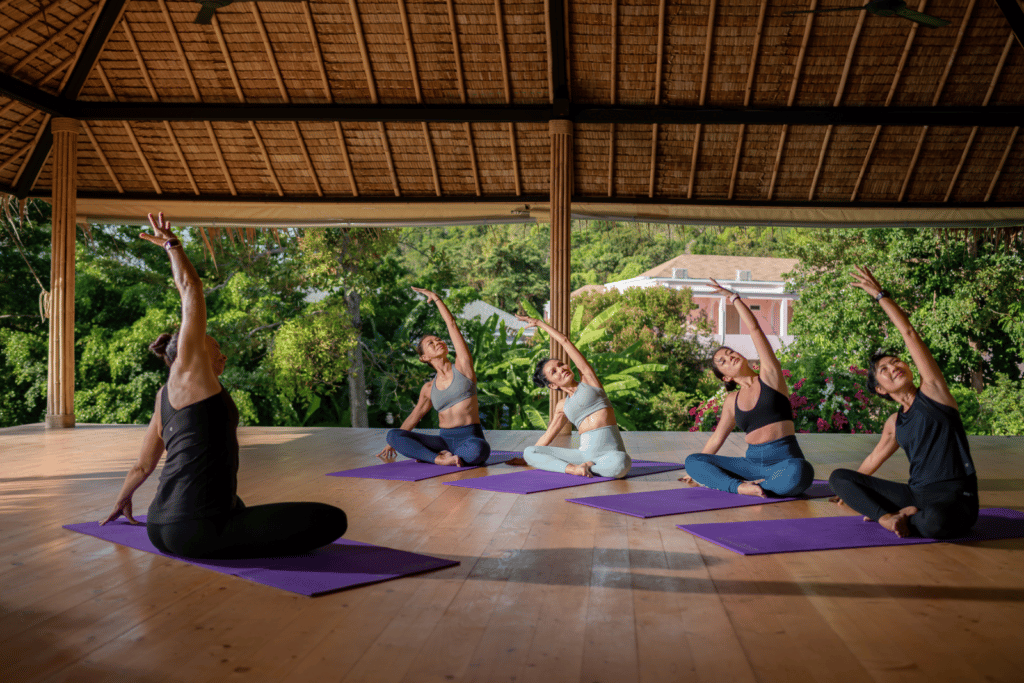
[46,118,80,429]
[549,119,573,424]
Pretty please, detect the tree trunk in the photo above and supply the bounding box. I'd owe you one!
[345,288,368,428]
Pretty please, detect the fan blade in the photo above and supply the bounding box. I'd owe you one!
[194,5,217,24]
[895,7,951,27]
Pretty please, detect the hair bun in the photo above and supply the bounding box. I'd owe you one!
[149,331,179,367]
[148,333,172,359]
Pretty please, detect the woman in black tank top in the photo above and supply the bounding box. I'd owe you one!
[101,212,347,559]
[682,278,814,498]
[828,266,978,539]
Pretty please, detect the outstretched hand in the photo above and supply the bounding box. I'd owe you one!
[100,497,141,526]
[850,265,883,299]
[707,277,736,298]
[411,287,440,303]
[139,212,179,248]
[375,445,399,463]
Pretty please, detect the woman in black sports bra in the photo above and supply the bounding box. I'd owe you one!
[682,278,814,498]
[101,212,347,559]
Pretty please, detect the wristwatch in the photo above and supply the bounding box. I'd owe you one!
[874,290,889,302]
[163,238,181,250]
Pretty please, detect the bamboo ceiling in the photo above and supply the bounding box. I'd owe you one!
[1,0,1023,227]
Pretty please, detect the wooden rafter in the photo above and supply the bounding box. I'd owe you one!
[944,33,1015,202]
[249,122,284,197]
[466,123,482,196]
[94,62,161,194]
[11,114,49,189]
[334,122,358,197]
[897,0,977,202]
[0,110,39,148]
[767,0,816,200]
[156,0,201,101]
[0,0,61,52]
[984,126,1018,202]
[204,121,237,196]
[650,0,668,198]
[544,0,553,103]
[807,11,866,201]
[80,120,123,194]
[728,0,767,199]
[121,22,199,195]
[250,5,322,197]
[687,0,714,199]
[850,0,927,201]
[396,0,439,195]
[607,0,617,197]
[11,6,97,74]
[302,3,332,102]
[446,0,468,104]
[211,16,245,101]
[349,0,379,104]
[492,0,520,196]
[378,122,400,197]
[1,122,43,176]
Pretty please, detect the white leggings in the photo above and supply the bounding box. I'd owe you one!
[523,425,631,478]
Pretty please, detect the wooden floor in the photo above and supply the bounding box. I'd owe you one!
[2,425,1023,683]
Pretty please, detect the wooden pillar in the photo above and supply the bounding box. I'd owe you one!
[549,119,573,424]
[46,118,80,429]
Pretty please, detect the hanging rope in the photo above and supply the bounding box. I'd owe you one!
[1,194,50,322]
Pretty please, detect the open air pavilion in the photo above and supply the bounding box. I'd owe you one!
[2,1,1024,681]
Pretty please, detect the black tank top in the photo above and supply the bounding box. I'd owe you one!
[147,385,241,524]
[734,377,794,433]
[895,389,976,488]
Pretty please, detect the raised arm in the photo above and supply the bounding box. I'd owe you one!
[700,393,738,455]
[101,391,166,525]
[515,315,601,387]
[850,266,955,406]
[412,287,475,380]
[140,213,219,394]
[708,278,784,391]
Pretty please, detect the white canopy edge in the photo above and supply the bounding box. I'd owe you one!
[72,198,1024,229]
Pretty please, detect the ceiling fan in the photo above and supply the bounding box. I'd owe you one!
[192,0,304,26]
[783,0,951,28]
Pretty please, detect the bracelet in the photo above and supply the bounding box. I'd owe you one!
[163,238,181,250]
[874,290,889,302]
[728,293,740,304]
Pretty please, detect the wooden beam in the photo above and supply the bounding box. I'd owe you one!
[426,122,442,196]
[204,121,237,196]
[992,0,1024,50]
[729,0,769,199]
[850,0,927,201]
[122,121,162,195]
[0,0,64,52]
[378,122,400,197]
[0,111,39,148]
[548,0,569,114]
[249,122,284,197]
[944,33,1015,202]
[212,15,245,102]
[898,0,977,202]
[984,126,1018,202]
[548,119,573,423]
[334,121,358,197]
[446,0,468,104]
[492,0,520,195]
[607,0,618,197]
[808,12,866,201]
[292,122,323,197]
[651,0,668,198]
[465,123,482,196]
[80,121,123,194]
[302,2,333,102]
[687,0,715,199]
[156,0,202,101]
[251,4,290,101]
[768,0,817,200]
[349,0,379,104]
[11,6,97,75]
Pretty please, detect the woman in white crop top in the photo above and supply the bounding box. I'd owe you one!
[512,315,631,479]
[376,287,491,467]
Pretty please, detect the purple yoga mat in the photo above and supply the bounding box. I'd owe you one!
[327,450,523,482]
[677,507,1024,556]
[443,460,685,494]
[64,517,458,596]
[567,480,833,518]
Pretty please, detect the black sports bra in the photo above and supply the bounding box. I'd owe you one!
[733,377,794,433]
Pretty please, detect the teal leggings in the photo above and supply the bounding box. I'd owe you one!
[523,426,631,478]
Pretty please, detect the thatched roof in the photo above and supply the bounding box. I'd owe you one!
[2,0,1023,227]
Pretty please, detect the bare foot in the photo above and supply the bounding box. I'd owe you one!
[506,457,529,467]
[877,508,917,538]
[434,451,461,467]
[679,475,703,488]
[736,482,767,498]
[565,461,595,478]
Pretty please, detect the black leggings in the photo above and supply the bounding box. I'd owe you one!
[147,502,348,559]
[828,470,978,539]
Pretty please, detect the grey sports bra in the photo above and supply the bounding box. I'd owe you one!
[430,366,477,413]
[562,382,613,426]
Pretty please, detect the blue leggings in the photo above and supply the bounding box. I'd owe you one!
[385,423,490,466]
[684,435,814,496]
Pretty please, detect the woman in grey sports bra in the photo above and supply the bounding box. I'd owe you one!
[376,287,491,467]
[512,315,631,479]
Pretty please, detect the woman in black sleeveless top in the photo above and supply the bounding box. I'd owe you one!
[828,266,978,539]
[682,278,814,498]
[102,212,347,559]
